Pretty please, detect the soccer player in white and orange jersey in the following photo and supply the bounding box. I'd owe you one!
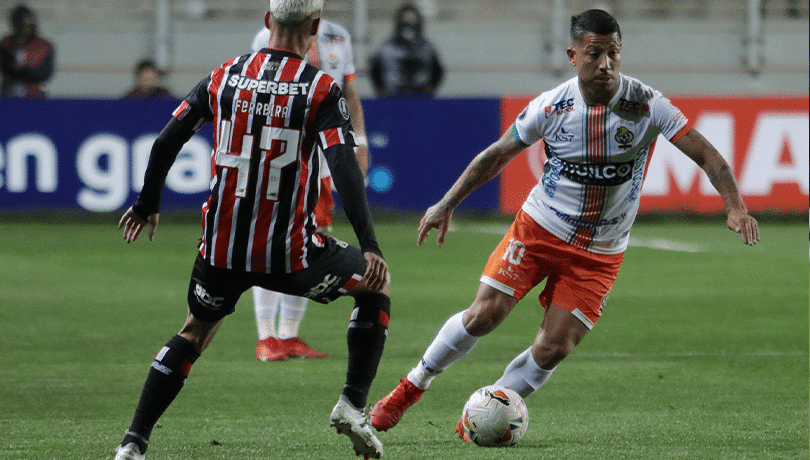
[114,1,388,459]
[250,15,370,361]
[371,9,760,438]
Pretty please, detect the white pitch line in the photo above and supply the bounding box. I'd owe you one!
[451,224,705,253]
[628,237,704,253]
[576,350,806,358]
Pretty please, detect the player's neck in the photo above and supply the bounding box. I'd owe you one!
[267,31,313,59]
[579,82,618,107]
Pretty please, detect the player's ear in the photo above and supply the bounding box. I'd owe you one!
[566,47,576,66]
[310,17,320,36]
[264,11,272,29]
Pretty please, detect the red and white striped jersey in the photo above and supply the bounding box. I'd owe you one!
[174,49,356,273]
[514,74,691,254]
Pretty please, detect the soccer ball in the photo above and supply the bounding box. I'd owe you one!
[461,385,529,447]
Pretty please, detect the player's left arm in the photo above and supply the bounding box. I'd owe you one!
[673,128,760,245]
[342,78,369,177]
[325,142,389,292]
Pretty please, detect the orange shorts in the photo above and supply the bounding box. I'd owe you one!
[481,210,624,329]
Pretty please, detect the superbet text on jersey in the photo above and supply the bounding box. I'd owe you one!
[515,74,690,255]
[174,50,356,274]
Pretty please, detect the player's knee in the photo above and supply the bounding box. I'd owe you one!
[462,305,506,336]
[351,292,391,329]
[531,340,573,369]
[463,290,516,335]
[348,271,391,297]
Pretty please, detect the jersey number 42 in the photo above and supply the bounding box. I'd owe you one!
[214,119,300,201]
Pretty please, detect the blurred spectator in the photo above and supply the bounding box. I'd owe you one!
[369,2,444,97]
[124,59,173,99]
[0,3,55,97]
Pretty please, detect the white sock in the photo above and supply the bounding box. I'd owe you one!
[278,294,309,339]
[494,347,555,398]
[407,311,480,390]
[253,288,281,340]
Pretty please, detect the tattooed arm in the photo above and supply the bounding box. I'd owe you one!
[418,125,528,246]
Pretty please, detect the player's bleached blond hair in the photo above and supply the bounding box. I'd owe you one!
[269,0,323,24]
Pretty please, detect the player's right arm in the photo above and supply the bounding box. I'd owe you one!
[119,78,213,243]
[118,117,197,243]
[418,126,528,246]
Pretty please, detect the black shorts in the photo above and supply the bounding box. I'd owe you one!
[187,235,367,322]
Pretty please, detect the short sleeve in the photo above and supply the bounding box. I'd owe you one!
[513,94,550,146]
[651,93,690,143]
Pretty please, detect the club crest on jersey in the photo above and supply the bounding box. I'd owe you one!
[615,126,635,149]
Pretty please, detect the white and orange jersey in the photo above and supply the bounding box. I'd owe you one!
[252,19,356,89]
[514,74,691,254]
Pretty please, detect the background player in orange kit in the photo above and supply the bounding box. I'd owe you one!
[370,8,759,439]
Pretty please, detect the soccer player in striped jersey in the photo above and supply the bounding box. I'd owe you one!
[370,9,760,439]
[114,1,388,459]
[250,12,370,362]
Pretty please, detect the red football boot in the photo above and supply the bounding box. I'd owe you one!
[255,337,288,361]
[281,337,329,358]
[370,378,425,431]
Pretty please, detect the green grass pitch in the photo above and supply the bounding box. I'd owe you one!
[0,213,807,460]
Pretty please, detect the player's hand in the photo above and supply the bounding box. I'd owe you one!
[355,143,370,178]
[362,252,389,292]
[119,206,160,243]
[418,202,454,247]
[726,209,760,246]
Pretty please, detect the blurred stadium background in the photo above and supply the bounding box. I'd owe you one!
[1,0,807,216]
[11,0,810,97]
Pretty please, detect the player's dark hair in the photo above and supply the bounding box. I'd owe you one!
[570,9,621,42]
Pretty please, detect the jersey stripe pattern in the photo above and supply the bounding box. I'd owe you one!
[571,105,609,248]
[180,50,354,273]
[516,74,690,254]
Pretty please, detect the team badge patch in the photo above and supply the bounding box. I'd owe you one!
[615,126,634,148]
[338,97,350,120]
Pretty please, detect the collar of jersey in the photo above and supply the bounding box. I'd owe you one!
[259,48,304,61]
